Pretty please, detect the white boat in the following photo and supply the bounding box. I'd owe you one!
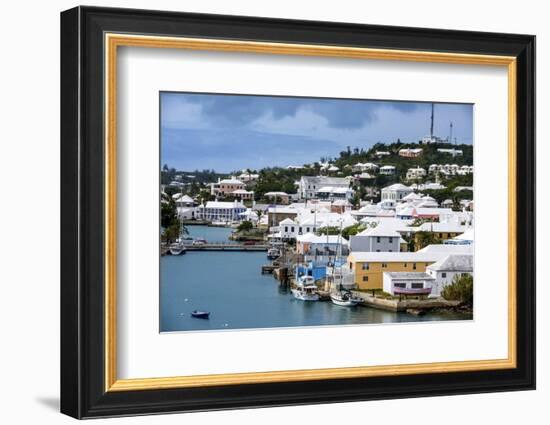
[292,275,319,301]
[169,243,187,256]
[330,291,361,307]
[267,247,281,259]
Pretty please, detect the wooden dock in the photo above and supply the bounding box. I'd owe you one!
[186,243,268,252]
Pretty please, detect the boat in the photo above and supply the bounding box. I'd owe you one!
[190,310,210,319]
[267,247,281,259]
[330,290,362,307]
[291,275,319,301]
[169,243,187,255]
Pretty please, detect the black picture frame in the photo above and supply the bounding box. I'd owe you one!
[61,5,536,419]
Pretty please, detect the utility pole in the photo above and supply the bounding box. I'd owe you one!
[449,121,453,144]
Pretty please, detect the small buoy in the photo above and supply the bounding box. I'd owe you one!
[224,323,229,327]
[184,298,188,302]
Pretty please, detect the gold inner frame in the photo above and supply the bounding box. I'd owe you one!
[104,33,517,392]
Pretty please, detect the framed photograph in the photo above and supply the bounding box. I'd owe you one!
[60,6,536,419]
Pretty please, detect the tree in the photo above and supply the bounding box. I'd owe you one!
[237,221,253,232]
[414,231,441,251]
[441,274,473,307]
[160,193,184,243]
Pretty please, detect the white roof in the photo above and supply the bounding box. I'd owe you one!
[279,218,296,225]
[357,224,401,238]
[264,191,289,196]
[416,244,473,255]
[328,165,340,171]
[416,222,468,233]
[403,192,422,201]
[427,254,473,272]
[219,178,244,185]
[383,183,411,191]
[231,189,253,194]
[297,233,349,245]
[174,194,194,203]
[267,206,298,214]
[317,186,350,194]
[203,201,245,209]
[453,228,475,241]
[350,243,471,263]
[380,165,396,170]
[415,207,453,216]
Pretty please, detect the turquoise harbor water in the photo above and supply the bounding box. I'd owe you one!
[160,225,471,332]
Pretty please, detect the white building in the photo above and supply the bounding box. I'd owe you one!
[426,254,474,297]
[379,165,396,175]
[437,148,463,157]
[406,167,427,181]
[298,176,350,200]
[349,225,402,252]
[375,151,391,157]
[196,200,247,222]
[381,183,413,202]
[352,162,379,172]
[316,186,354,201]
[383,272,436,296]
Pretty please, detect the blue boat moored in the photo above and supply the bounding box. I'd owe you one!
[191,310,210,319]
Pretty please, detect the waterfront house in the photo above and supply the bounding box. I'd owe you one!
[196,200,247,222]
[296,233,349,263]
[411,222,467,246]
[426,254,474,297]
[399,148,423,158]
[347,243,472,290]
[382,272,436,296]
[381,183,413,202]
[379,165,396,175]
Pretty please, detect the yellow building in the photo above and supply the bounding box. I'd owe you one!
[412,223,468,249]
[347,244,473,290]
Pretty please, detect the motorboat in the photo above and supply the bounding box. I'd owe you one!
[330,291,362,307]
[267,247,281,259]
[190,310,210,319]
[169,243,187,255]
[291,275,319,301]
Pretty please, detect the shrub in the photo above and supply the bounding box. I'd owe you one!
[441,274,473,306]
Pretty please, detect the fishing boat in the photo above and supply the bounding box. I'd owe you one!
[267,247,281,259]
[190,310,210,319]
[169,243,187,256]
[330,290,362,307]
[291,275,319,301]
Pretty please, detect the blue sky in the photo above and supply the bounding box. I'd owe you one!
[161,92,473,173]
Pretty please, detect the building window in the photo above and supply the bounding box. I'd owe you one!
[411,283,424,289]
[389,250,392,252]
[439,233,443,238]
[362,263,369,270]
[349,262,353,270]
[404,263,407,267]
[389,237,393,243]
[291,226,295,232]
[285,226,288,233]
[376,237,381,243]
[382,263,388,268]
[394,283,406,288]
[362,276,369,282]
[442,272,447,278]
[306,227,310,233]
[413,263,417,270]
